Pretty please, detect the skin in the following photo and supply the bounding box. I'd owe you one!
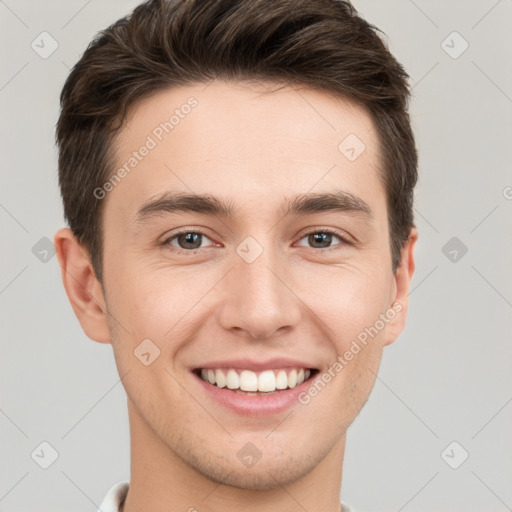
[55,80,417,512]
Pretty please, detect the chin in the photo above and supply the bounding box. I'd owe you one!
[195,456,314,490]
[174,433,332,491]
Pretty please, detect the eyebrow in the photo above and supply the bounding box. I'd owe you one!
[135,189,373,223]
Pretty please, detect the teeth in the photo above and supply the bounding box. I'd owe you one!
[275,370,288,389]
[239,370,258,391]
[226,369,239,389]
[215,369,226,388]
[288,369,297,388]
[258,370,275,392]
[198,367,313,392]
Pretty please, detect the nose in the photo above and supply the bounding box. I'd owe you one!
[217,241,302,340]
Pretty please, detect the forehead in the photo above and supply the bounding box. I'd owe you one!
[108,80,385,223]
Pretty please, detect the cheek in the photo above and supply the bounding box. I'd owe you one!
[299,263,393,348]
[106,263,224,370]
[307,266,392,411]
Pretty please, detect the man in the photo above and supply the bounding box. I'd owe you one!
[54,0,418,510]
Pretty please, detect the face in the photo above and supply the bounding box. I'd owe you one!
[58,80,416,490]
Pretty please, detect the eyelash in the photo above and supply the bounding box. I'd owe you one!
[162,228,352,253]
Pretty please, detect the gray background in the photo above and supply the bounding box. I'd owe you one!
[1,1,511,511]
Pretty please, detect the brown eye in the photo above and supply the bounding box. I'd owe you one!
[296,230,347,250]
[309,232,334,248]
[166,231,212,250]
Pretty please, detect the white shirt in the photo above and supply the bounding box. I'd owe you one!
[97,481,356,512]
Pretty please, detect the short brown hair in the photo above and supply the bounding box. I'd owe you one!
[57,0,418,283]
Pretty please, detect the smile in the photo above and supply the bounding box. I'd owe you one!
[194,367,317,395]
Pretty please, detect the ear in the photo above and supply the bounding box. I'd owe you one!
[383,227,418,346]
[54,227,111,343]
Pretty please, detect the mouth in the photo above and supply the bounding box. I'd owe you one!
[192,367,319,396]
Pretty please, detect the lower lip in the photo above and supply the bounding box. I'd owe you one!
[192,371,316,416]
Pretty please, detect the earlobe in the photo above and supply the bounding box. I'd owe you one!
[383,227,418,346]
[54,228,112,344]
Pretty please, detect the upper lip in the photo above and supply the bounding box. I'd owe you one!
[193,358,317,372]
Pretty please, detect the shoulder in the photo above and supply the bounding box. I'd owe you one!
[96,484,357,512]
[97,481,129,512]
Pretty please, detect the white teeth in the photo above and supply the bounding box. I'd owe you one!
[288,369,297,388]
[258,370,276,392]
[226,369,239,390]
[239,370,258,391]
[215,369,226,388]
[275,370,288,389]
[198,367,313,392]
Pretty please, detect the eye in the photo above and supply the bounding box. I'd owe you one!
[295,229,349,250]
[164,230,214,251]
[162,228,351,253]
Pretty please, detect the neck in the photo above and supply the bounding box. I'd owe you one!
[122,400,345,512]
